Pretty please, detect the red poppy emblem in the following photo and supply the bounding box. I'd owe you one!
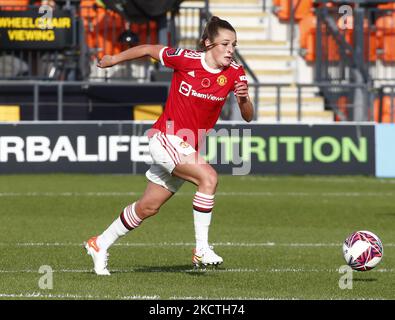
[201,78,210,88]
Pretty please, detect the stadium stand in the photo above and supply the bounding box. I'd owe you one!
[207,0,330,122]
[80,0,158,60]
[80,0,124,60]
[376,11,395,62]
[298,13,316,62]
[294,0,395,122]
[1,0,395,123]
[273,0,314,22]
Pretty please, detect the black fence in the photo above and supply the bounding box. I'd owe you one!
[3,80,390,123]
[0,80,170,121]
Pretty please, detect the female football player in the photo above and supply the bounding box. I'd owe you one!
[85,16,254,275]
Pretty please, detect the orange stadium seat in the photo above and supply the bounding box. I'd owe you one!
[275,0,313,22]
[376,13,395,62]
[297,2,378,63]
[330,16,377,62]
[80,0,123,59]
[298,13,316,62]
[378,3,395,10]
[326,34,342,62]
[0,0,29,10]
[80,0,158,60]
[364,19,378,62]
[336,96,349,121]
[298,13,344,62]
[129,20,158,46]
[295,0,314,20]
[374,96,395,123]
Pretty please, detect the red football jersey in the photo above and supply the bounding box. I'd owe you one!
[150,46,248,149]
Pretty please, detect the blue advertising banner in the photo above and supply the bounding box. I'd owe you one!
[375,124,395,178]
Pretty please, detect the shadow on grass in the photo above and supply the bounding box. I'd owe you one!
[375,213,395,217]
[110,264,223,276]
[353,278,378,282]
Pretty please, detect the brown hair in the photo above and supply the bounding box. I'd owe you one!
[198,16,236,51]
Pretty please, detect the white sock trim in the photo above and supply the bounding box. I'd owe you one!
[195,191,215,199]
[193,192,215,211]
[122,202,142,229]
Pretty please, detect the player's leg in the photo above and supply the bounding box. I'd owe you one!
[85,181,174,275]
[173,153,223,267]
[85,132,185,275]
[134,182,175,219]
[98,181,174,249]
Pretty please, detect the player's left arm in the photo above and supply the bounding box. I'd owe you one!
[234,81,254,122]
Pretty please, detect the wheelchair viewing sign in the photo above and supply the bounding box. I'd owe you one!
[0,9,73,50]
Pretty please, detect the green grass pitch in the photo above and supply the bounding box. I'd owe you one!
[0,174,394,300]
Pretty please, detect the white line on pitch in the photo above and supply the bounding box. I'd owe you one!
[269,268,394,273]
[0,268,259,274]
[0,292,160,299]
[1,242,394,248]
[169,296,298,300]
[0,191,394,197]
[0,242,346,247]
[239,176,395,184]
[0,268,392,274]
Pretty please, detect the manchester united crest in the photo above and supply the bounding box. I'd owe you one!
[217,75,227,86]
[179,141,190,148]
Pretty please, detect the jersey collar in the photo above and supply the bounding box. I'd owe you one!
[201,52,222,74]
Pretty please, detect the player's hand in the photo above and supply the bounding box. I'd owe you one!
[234,81,248,98]
[97,55,115,68]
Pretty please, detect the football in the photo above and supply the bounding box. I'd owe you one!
[343,230,383,271]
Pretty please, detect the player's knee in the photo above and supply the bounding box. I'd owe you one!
[136,202,160,218]
[144,205,160,218]
[200,169,218,192]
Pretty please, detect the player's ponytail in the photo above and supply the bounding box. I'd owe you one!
[199,16,236,51]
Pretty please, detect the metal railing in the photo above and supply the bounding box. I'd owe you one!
[248,82,374,122]
[0,80,170,121]
[1,80,384,123]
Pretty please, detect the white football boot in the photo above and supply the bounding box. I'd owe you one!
[84,236,111,276]
[192,246,223,268]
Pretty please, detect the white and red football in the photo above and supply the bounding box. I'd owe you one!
[343,230,383,271]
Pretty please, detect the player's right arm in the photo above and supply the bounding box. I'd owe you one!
[97,44,165,68]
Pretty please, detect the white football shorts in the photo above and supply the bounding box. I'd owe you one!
[146,133,196,193]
